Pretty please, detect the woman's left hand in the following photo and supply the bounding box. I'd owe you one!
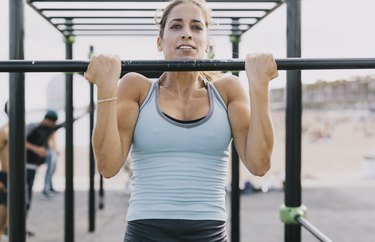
[245,53,279,90]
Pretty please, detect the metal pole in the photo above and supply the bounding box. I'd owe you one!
[29,0,284,2]
[230,31,241,242]
[88,45,96,232]
[285,0,302,241]
[2,58,375,73]
[99,176,104,209]
[296,216,333,242]
[8,0,26,241]
[64,34,75,242]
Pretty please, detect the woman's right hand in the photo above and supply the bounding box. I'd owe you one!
[84,54,122,95]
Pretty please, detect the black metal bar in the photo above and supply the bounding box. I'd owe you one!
[64,35,75,242]
[242,1,283,33]
[40,8,271,12]
[72,33,237,37]
[230,31,241,242]
[296,216,333,242]
[29,0,282,3]
[62,27,246,31]
[88,81,96,230]
[230,23,241,242]
[66,32,244,37]
[98,175,104,209]
[1,58,375,73]
[26,1,67,37]
[88,46,96,232]
[8,0,26,241]
[285,0,302,241]
[56,22,246,26]
[66,28,244,32]
[48,16,260,19]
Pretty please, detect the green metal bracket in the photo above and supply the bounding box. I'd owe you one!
[229,35,241,44]
[279,204,307,224]
[64,35,75,44]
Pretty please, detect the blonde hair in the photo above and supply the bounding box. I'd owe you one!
[155,0,221,81]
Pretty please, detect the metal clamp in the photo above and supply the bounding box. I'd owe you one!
[279,204,307,224]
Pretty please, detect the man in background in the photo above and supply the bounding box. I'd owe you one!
[25,110,63,213]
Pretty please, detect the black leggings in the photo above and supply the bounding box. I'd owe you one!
[26,169,36,211]
[124,219,228,242]
[0,171,7,205]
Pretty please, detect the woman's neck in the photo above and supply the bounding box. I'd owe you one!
[160,72,205,96]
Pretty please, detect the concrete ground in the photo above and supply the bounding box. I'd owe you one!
[26,178,375,242]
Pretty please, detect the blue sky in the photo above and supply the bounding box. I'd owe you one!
[1,0,375,116]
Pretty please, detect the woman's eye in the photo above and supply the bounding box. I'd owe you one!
[171,24,181,30]
[192,25,203,30]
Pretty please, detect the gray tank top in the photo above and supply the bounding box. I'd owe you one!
[128,80,232,221]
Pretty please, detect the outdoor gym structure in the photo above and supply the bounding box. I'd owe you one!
[2,0,375,242]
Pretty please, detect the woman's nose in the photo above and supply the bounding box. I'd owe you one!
[181,29,192,39]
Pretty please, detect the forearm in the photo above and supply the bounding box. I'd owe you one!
[93,100,126,178]
[245,86,274,176]
[26,142,40,153]
[84,54,137,178]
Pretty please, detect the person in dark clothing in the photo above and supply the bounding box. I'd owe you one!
[25,108,90,210]
[25,110,64,211]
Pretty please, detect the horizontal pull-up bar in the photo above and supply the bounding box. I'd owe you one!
[1,58,375,73]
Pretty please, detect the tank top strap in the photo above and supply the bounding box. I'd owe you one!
[205,81,228,110]
[139,80,158,111]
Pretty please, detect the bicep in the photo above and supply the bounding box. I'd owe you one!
[116,95,139,159]
[116,73,150,160]
[226,81,251,162]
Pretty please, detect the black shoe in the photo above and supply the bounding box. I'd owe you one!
[42,191,51,198]
[50,188,59,194]
[26,230,35,237]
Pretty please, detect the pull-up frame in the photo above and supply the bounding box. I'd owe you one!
[4,57,375,242]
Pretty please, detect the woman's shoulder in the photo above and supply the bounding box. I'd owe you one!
[212,73,241,86]
[118,72,154,103]
[211,74,244,104]
[118,72,152,91]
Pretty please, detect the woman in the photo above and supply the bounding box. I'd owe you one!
[84,0,278,241]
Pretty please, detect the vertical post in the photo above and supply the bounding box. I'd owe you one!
[99,176,104,209]
[88,46,96,232]
[64,33,75,242]
[8,0,26,241]
[285,0,302,241]
[230,22,241,241]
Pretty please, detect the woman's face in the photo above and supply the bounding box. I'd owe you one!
[157,2,209,60]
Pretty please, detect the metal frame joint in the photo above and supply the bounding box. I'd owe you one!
[279,204,307,224]
[64,35,75,44]
[229,35,241,44]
